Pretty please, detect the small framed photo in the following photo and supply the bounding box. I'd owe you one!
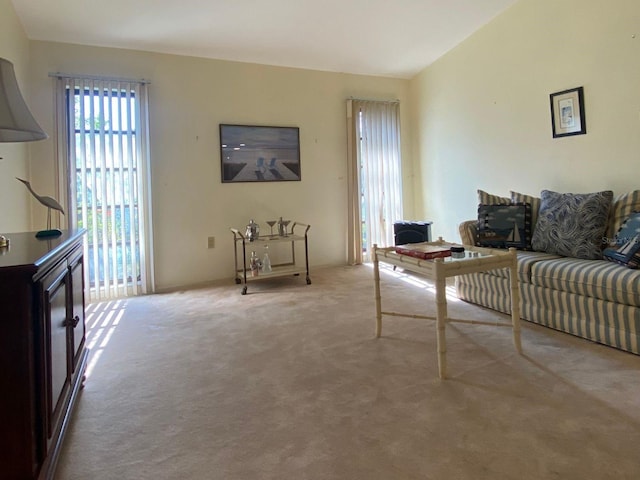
[549,86,586,138]
[219,124,301,183]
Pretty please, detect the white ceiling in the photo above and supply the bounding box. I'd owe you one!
[11,0,519,79]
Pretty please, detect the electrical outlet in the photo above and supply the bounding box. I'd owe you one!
[207,236,215,249]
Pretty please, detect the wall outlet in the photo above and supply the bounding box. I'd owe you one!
[207,236,215,248]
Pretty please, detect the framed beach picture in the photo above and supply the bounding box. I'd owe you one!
[219,124,301,183]
[549,86,586,138]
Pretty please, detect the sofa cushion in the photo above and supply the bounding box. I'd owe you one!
[530,257,640,308]
[477,189,510,205]
[603,212,640,269]
[607,190,640,241]
[477,203,531,250]
[510,191,541,231]
[483,251,562,283]
[531,189,613,260]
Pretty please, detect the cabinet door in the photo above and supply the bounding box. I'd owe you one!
[42,263,71,439]
[69,249,86,369]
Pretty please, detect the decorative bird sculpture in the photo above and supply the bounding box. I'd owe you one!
[16,177,65,238]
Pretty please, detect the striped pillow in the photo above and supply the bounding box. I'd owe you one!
[477,189,510,205]
[607,190,640,240]
[511,191,541,231]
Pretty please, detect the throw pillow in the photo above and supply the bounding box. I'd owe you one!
[477,189,510,205]
[477,203,531,250]
[603,212,640,269]
[531,190,614,260]
[510,191,541,231]
[607,190,640,242]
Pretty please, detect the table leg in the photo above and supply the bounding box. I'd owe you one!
[373,245,382,337]
[509,249,522,353]
[435,275,448,379]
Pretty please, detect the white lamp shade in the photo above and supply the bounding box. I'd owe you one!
[0,57,47,142]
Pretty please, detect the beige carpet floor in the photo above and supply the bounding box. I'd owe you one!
[55,264,640,480]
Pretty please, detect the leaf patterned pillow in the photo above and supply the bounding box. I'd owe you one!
[531,190,613,259]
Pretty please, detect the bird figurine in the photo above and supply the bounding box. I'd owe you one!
[16,177,65,238]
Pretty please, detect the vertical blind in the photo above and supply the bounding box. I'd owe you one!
[347,99,403,263]
[54,75,154,302]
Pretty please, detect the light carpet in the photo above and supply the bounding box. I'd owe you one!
[55,265,640,479]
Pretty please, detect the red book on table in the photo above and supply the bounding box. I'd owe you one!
[394,243,452,260]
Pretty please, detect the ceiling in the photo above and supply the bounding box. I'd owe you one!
[11,0,519,79]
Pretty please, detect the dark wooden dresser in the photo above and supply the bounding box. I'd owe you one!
[0,230,88,480]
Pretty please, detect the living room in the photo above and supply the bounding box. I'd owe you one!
[2,0,639,290]
[1,0,639,478]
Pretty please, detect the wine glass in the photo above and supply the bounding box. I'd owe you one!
[281,220,291,237]
[266,220,277,236]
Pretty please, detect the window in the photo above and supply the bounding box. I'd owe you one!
[55,76,153,301]
[347,99,403,263]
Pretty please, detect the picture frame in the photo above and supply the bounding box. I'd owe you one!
[219,124,301,183]
[549,86,586,138]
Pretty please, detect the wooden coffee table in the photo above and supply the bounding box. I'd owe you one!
[372,238,522,379]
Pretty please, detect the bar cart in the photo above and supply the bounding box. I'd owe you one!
[230,222,311,294]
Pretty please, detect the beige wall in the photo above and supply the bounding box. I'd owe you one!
[410,0,640,242]
[0,0,34,233]
[27,42,413,290]
[18,0,632,290]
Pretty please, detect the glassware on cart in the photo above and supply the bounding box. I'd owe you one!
[278,217,291,237]
[250,251,261,276]
[266,220,277,236]
[245,219,260,242]
[262,245,272,273]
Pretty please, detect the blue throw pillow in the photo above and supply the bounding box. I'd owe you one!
[603,212,640,269]
[477,203,531,249]
[531,190,613,260]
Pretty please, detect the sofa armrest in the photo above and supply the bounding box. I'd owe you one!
[459,219,477,246]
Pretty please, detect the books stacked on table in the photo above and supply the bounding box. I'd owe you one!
[394,243,452,260]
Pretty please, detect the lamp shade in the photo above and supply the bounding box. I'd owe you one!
[0,57,47,142]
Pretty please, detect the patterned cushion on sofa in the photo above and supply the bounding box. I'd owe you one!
[603,212,640,269]
[477,203,531,249]
[531,190,613,260]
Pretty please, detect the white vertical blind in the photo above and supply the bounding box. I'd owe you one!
[347,99,403,263]
[55,75,154,302]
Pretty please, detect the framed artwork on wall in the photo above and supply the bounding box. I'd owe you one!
[219,124,301,183]
[550,86,586,138]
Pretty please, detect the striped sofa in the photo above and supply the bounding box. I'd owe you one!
[457,214,640,356]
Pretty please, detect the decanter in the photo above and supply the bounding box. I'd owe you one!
[262,245,272,273]
[245,219,259,242]
[250,251,261,276]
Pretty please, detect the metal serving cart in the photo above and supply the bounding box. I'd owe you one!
[230,222,311,294]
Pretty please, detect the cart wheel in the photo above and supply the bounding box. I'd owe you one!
[241,286,247,295]
[235,277,241,284]
[306,276,312,285]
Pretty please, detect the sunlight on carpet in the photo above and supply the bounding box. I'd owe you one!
[83,300,127,379]
[364,262,462,302]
